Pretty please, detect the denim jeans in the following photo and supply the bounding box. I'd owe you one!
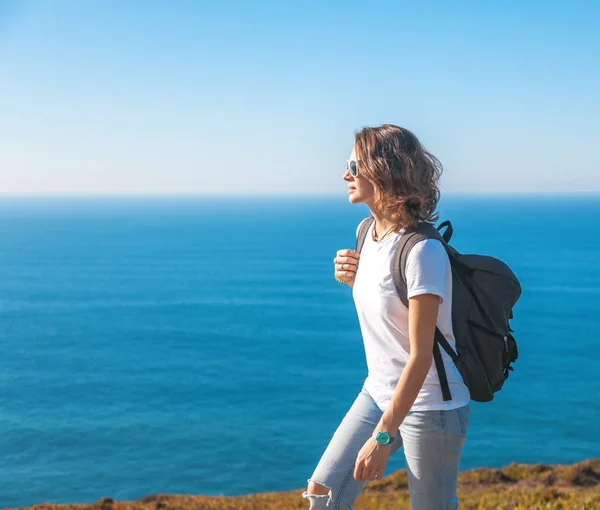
[303,385,470,510]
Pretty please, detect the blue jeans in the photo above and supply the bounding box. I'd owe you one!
[303,385,469,509]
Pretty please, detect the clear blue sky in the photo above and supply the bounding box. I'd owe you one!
[1,0,598,194]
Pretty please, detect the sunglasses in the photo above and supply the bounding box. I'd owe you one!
[346,159,359,177]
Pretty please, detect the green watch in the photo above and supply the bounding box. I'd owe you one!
[374,431,395,445]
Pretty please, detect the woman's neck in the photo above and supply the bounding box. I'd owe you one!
[370,209,397,239]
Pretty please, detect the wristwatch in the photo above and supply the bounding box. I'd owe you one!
[374,430,395,445]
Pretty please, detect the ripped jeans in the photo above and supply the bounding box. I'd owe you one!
[302,385,469,510]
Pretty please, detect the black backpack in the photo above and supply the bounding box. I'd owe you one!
[356,217,521,403]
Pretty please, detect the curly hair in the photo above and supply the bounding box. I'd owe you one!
[354,124,443,231]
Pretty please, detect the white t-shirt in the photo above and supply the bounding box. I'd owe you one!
[352,220,470,412]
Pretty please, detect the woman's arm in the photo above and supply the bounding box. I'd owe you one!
[375,293,440,434]
[353,293,440,482]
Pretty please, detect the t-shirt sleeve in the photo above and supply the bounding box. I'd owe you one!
[405,239,448,303]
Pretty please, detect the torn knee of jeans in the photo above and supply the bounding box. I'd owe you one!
[302,478,332,504]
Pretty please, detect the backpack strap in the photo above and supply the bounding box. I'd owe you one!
[355,217,375,253]
[390,222,444,307]
[391,222,458,402]
[437,220,454,243]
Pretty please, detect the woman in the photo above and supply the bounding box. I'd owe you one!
[302,124,470,509]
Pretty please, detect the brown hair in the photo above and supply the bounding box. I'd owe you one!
[354,124,442,230]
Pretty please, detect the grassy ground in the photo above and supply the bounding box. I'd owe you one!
[9,459,600,510]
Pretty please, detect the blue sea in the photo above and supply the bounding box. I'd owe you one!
[1,195,599,508]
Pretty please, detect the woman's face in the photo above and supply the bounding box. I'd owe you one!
[343,146,375,206]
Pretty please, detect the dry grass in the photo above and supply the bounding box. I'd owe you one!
[8,459,600,510]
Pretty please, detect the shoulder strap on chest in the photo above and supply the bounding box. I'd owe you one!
[355,217,375,253]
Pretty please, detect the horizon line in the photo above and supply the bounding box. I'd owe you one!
[1,191,599,198]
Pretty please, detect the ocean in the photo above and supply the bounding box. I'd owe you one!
[0,195,599,508]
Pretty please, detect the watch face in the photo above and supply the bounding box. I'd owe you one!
[375,431,391,445]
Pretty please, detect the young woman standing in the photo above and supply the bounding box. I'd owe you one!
[303,124,470,510]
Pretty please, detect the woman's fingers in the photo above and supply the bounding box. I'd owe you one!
[333,258,359,273]
[354,462,364,481]
[334,250,360,271]
[364,467,376,482]
[335,264,357,273]
[334,255,359,264]
[334,255,360,266]
[334,263,358,273]
[355,468,382,482]
[337,249,360,259]
[334,249,360,284]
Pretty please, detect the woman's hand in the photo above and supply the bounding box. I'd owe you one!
[354,437,391,481]
[334,249,360,287]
